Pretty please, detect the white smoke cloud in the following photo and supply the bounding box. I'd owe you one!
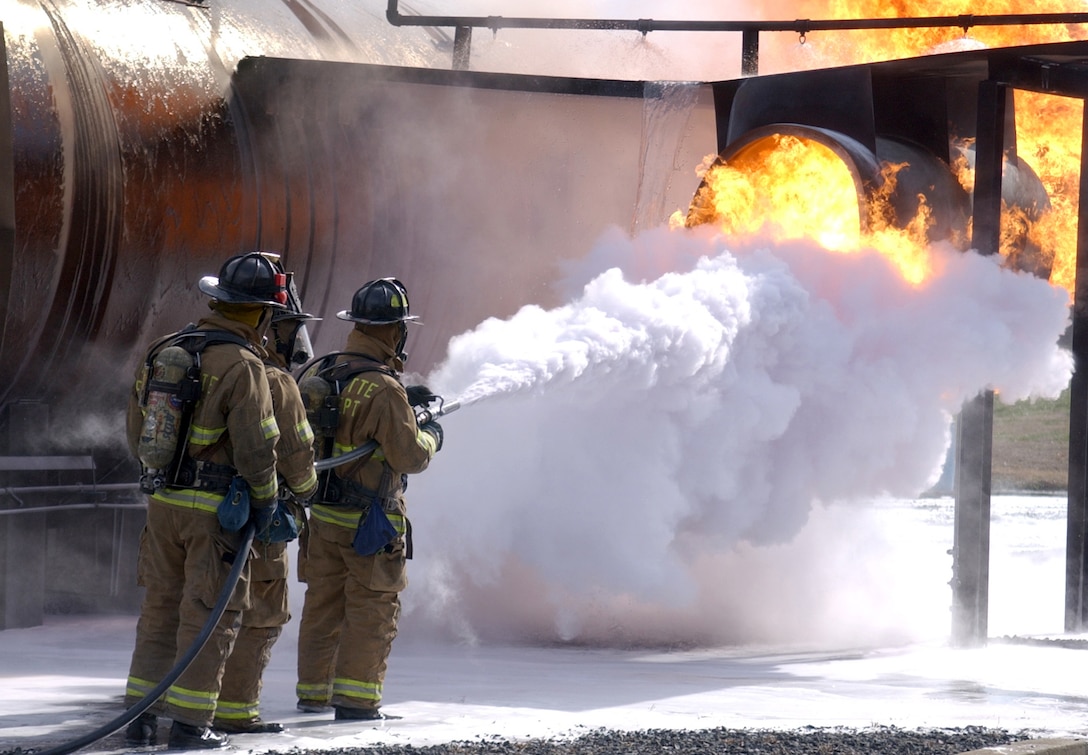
[401,225,1071,648]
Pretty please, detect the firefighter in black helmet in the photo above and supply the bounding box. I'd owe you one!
[296,277,442,721]
[123,252,285,750]
[214,258,320,735]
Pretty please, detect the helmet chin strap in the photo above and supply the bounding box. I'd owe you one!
[255,306,274,342]
[395,321,409,361]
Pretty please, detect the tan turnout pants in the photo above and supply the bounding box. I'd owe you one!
[295,516,406,711]
[215,540,290,726]
[124,500,251,727]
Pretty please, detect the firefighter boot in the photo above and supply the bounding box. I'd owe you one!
[333,705,386,721]
[213,718,285,734]
[124,712,157,746]
[168,721,229,749]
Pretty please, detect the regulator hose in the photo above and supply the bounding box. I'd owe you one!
[37,521,258,755]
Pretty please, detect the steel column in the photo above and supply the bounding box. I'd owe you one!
[1065,101,1088,631]
[951,391,994,646]
[741,29,759,76]
[951,79,1005,647]
[452,26,471,70]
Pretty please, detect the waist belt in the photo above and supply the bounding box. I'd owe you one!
[315,472,392,511]
[170,458,237,493]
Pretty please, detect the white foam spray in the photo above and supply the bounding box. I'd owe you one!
[401,225,1072,648]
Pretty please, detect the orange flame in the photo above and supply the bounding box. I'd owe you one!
[676,135,935,285]
[690,1,1088,293]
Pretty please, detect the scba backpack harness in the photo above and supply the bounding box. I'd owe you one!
[136,325,297,542]
[297,352,410,557]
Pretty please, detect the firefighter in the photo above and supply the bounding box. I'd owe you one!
[212,263,320,735]
[295,277,443,721]
[123,252,286,750]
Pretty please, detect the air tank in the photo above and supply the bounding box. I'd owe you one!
[136,344,193,478]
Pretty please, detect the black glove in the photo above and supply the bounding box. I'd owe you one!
[406,384,438,407]
[421,421,443,453]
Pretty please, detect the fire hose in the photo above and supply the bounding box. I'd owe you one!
[314,398,460,471]
[37,398,457,754]
[36,520,258,755]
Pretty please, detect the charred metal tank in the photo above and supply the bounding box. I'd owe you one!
[1,0,438,447]
[0,0,716,460]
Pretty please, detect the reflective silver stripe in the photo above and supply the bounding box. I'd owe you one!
[189,424,225,447]
[332,442,385,462]
[296,467,319,494]
[214,699,260,720]
[297,419,314,444]
[296,682,332,700]
[310,503,363,530]
[126,676,157,700]
[416,427,438,455]
[310,504,404,534]
[166,684,218,712]
[332,677,381,702]
[251,477,278,501]
[260,415,280,441]
[151,488,224,514]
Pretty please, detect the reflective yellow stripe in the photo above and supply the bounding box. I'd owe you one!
[297,420,314,444]
[416,427,438,455]
[214,699,260,720]
[126,676,157,700]
[189,424,225,447]
[296,467,319,495]
[151,487,225,514]
[260,415,280,441]
[166,684,218,712]
[296,682,332,701]
[310,503,363,530]
[310,504,404,535]
[251,477,278,501]
[332,443,385,462]
[332,677,381,702]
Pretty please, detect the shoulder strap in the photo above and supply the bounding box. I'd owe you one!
[317,351,398,384]
[170,328,261,358]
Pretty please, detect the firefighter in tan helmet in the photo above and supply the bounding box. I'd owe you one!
[123,252,286,749]
[295,277,443,721]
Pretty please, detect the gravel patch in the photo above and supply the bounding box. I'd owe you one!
[2,723,1034,755]
[249,725,1031,755]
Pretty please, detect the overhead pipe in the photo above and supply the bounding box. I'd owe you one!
[386,5,1088,35]
[386,3,1088,74]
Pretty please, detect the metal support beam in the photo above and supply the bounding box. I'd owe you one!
[741,29,759,77]
[950,79,1005,647]
[951,391,994,647]
[1065,102,1088,632]
[452,26,471,70]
